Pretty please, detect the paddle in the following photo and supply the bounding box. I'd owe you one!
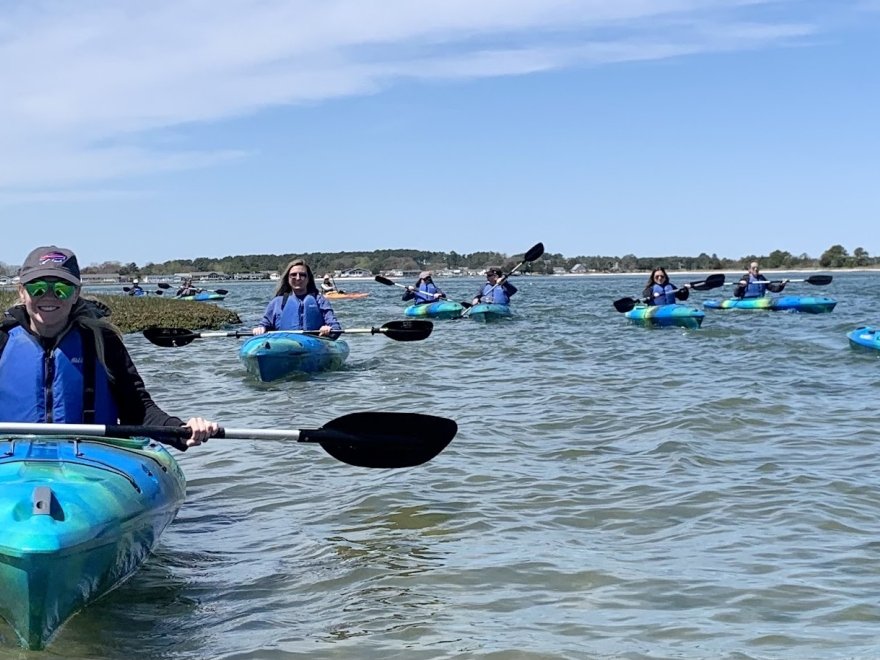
[143,320,434,347]
[157,282,229,296]
[463,241,545,315]
[0,412,457,469]
[123,286,162,296]
[727,274,832,287]
[375,275,446,302]
[613,273,726,313]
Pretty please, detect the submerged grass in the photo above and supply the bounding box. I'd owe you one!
[0,291,240,334]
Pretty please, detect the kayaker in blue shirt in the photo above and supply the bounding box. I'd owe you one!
[734,261,788,299]
[253,258,342,337]
[127,278,145,296]
[472,267,517,305]
[402,271,446,305]
[0,245,217,451]
[641,267,691,306]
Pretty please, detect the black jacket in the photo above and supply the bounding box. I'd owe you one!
[0,300,189,450]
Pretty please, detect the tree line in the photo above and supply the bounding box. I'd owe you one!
[0,244,872,278]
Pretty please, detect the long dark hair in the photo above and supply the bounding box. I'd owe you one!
[273,258,319,297]
[645,267,669,288]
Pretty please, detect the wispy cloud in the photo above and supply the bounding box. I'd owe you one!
[0,1,839,190]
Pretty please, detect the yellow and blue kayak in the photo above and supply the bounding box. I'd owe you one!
[703,296,837,314]
[0,435,185,650]
[404,301,465,320]
[467,303,512,322]
[624,304,705,329]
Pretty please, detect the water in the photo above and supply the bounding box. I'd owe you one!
[4,273,880,659]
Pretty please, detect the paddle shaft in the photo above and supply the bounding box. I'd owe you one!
[0,422,299,441]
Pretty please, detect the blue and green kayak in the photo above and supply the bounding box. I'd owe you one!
[703,296,837,314]
[467,303,512,322]
[239,332,350,382]
[847,326,880,352]
[177,292,225,301]
[404,301,465,320]
[0,435,185,650]
[624,304,705,329]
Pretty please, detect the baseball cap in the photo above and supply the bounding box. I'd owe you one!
[419,271,432,279]
[18,246,81,285]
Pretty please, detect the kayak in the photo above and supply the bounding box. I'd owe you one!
[847,326,880,352]
[0,435,185,650]
[467,303,512,322]
[624,304,705,329]
[404,301,465,320]
[324,292,369,301]
[177,292,225,301]
[703,296,837,314]
[239,333,350,382]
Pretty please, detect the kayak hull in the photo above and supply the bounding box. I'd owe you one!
[703,296,837,313]
[177,292,225,301]
[324,292,369,300]
[239,333,350,382]
[468,303,512,322]
[404,301,465,320]
[0,436,185,650]
[847,326,880,352]
[624,304,705,329]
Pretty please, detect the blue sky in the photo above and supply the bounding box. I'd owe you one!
[1,1,878,268]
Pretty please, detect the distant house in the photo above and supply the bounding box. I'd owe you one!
[81,273,122,284]
[340,268,372,278]
[570,263,587,274]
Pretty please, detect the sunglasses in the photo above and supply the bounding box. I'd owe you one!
[24,280,77,300]
[288,272,309,279]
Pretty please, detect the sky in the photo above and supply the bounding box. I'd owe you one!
[1,0,879,268]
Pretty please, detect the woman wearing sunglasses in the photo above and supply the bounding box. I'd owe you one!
[0,245,217,450]
[252,258,342,337]
[641,267,692,306]
[402,271,446,305]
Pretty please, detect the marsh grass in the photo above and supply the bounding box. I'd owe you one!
[0,291,240,334]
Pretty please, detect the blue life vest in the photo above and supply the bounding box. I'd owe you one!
[277,294,325,330]
[0,325,119,423]
[649,283,676,306]
[414,282,441,304]
[478,283,511,305]
[744,275,767,298]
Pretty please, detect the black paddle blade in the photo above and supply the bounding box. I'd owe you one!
[157,282,171,289]
[378,320,433,341]
[143,326,199,347]
[122,287,130,292]
[523,242,545,263]
[375,275,395,286]
[691,273,725,291]
[214,289,229,295]
[302,412,457,468]
[807,275,832,285]
[613,297,638,313]
[459,301,473,309]
[154,290,164,295]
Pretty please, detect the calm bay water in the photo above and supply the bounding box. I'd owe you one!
[4,273,880,659]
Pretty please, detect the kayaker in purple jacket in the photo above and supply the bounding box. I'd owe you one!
[253,258,342,338]
[402,271,446,305]
[641,267,691,306]
[472,267,517,305]
[0,245,217,451]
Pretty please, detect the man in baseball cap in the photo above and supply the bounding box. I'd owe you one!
[18,245,81,285]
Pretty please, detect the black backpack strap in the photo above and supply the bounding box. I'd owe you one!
[281,293,289,311]
[80,329,97,424]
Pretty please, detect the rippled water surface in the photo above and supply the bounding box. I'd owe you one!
[4,273,880,659]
